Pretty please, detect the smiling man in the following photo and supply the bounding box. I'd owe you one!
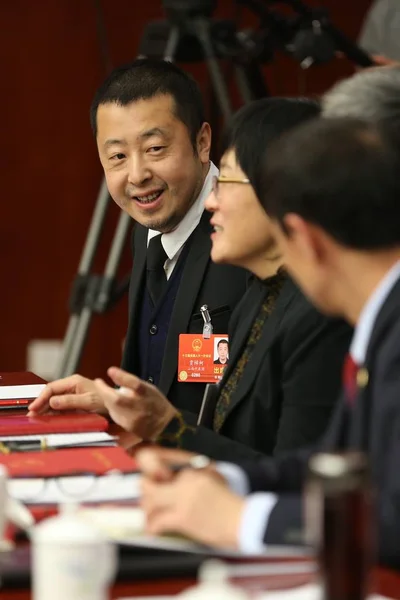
[96,93,207,233]
[94,60,247,413]
[29,59,247,416]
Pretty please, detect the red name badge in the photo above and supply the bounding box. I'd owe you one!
[178,334,230,383]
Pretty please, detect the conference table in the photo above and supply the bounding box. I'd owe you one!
[3,566,400,600]
[1,372,400,599]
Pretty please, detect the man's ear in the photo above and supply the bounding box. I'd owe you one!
[196,122,212,164]
[283,213,328,264]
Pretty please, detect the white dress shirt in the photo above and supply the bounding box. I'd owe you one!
[221,260,400,554]
[147,162,218,279]
[359,0,400,60]
[350,260,400,364]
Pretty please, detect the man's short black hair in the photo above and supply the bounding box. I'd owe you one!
[90,58,205,148]
[258,117,400,250]
[220,97,320,190]
[217,339,229,348]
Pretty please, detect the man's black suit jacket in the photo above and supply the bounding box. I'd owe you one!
[169,276,352,461]
[121,211,248,413]
[239,277,400,568]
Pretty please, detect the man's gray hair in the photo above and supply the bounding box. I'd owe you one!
[322,67,400,133]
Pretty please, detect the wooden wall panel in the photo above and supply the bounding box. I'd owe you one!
[0,0,373,378]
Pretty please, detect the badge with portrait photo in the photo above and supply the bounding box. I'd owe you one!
[178,334,230,383]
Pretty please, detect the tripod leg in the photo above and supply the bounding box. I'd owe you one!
[234,66,255,104]
[56,317,81,378]
[58,22,182,380]
[192,18,234,123]
[96,210,132,313]
[138,23,180,63]
[61,210,133,377]
[236,61,269,101]
[56,178,110,379]
[163,25,180,62]
[60,306,95,377]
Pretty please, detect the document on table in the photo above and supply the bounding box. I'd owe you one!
[0,432,117,448]
[0,384,46,399]
[67,506,312,560]
[118,530,311,556]
[8,472,141,504]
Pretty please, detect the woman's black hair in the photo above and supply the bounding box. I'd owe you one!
[220,97,321,198]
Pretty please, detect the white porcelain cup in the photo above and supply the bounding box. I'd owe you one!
[31,503,117,600]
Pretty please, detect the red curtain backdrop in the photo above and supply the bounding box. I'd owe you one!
[1,0,373,377]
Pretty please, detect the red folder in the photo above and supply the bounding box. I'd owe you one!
[0,446,137,478]
[0,413,109,436]
[0,399,30,410]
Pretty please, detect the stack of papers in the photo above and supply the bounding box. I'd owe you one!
[0,431,117,448]
[0,384,45,399]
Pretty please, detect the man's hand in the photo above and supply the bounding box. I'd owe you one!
[137,447,213,482]
[140,468,244,549]
[93,367,178,440]
[356,55,400,72]
[337,52,400,71]
[27,374,107,415]
[371,54,400,67]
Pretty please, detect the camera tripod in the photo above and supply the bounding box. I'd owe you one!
[55,0,268,379]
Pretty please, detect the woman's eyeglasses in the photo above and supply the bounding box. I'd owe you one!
[212,175,250,199]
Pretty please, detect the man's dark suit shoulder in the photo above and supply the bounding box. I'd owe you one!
[235,279,400,568]
[278,278,353,384]
[126,213,249,413]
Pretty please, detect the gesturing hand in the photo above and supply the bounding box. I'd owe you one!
[93,366,178,440]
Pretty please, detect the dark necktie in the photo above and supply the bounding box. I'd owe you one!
[147,235,168,306]
[342,353,359,406]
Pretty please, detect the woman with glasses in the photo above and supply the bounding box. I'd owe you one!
[31,98,352,462]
